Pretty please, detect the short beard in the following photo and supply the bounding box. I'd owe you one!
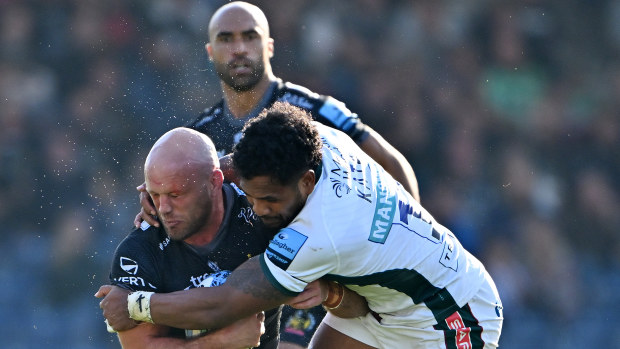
[277,188,307,229]
[162,210,209,242]
[163,223,197,242]
[215,60,265,92]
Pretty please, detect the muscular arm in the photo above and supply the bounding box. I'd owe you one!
[118,316,264,349]
[287,280,369,319]
[149,256,290,330]
[359,127,420,202]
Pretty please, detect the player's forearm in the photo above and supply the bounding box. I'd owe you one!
[120,334,212,349]
[150,287,241,330]
[149,257,287,330]
[118,324,216,349]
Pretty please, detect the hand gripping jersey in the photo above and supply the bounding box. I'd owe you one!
[187,79,369,157]
[261,123,490,329]
[109,183,280,349]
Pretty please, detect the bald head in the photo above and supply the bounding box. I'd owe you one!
[208,1,270,41]
[145,127,219,179]
[144,128,224,243]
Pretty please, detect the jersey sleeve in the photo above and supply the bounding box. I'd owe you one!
[259,226,338,296]
[109,231,161,292]
[316,96,369,144]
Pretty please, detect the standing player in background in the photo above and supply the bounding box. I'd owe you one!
[135,2,421,348]
[191,1,419,200]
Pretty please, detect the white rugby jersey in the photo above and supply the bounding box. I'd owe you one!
[260,123,489,327]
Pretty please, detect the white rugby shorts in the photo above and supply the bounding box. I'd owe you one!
[323,275,503,349]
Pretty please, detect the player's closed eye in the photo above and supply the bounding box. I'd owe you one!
[243,32,259,41]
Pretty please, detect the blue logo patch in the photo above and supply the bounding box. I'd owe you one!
[266,228,308,270]
[368,175,396,244]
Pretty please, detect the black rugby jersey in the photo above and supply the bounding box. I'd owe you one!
[187,79,370,157]
[109,183,280,348]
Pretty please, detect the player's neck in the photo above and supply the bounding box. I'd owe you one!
[222,74,276,119]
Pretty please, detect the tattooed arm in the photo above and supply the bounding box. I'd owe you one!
[98,256,292,331]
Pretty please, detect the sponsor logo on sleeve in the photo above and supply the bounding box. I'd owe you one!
[120,257,138,275]
[368,176,396,244]
[265,228,307,270]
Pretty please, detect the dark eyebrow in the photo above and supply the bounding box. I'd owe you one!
[242,29,259,36]
[215,29,259,39]
[215,31,233,39]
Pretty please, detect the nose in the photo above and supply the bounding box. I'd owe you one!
[231,38,247,55]
[158,196,172,214]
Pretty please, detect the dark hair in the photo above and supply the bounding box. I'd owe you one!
[232,102,323,185]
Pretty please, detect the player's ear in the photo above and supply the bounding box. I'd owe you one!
[266,38,274,59]
[299,170,315,196]
[212,169,224,188]
[206,43,213,60]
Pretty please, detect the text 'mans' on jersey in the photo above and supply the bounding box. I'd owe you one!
[109,183,280,348]
[187,79,370,157]
[260,123,488,328]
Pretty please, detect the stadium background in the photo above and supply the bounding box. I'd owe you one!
[1,0,619,347]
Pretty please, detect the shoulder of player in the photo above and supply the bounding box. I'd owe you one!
[115,224,168,254]
[276,81,328,109]
[224,182,246,197]
[279,81,321,99]
[277,81,358,123]
[186,99,225,129]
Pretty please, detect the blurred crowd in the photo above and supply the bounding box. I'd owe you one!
[1,0,619,347]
